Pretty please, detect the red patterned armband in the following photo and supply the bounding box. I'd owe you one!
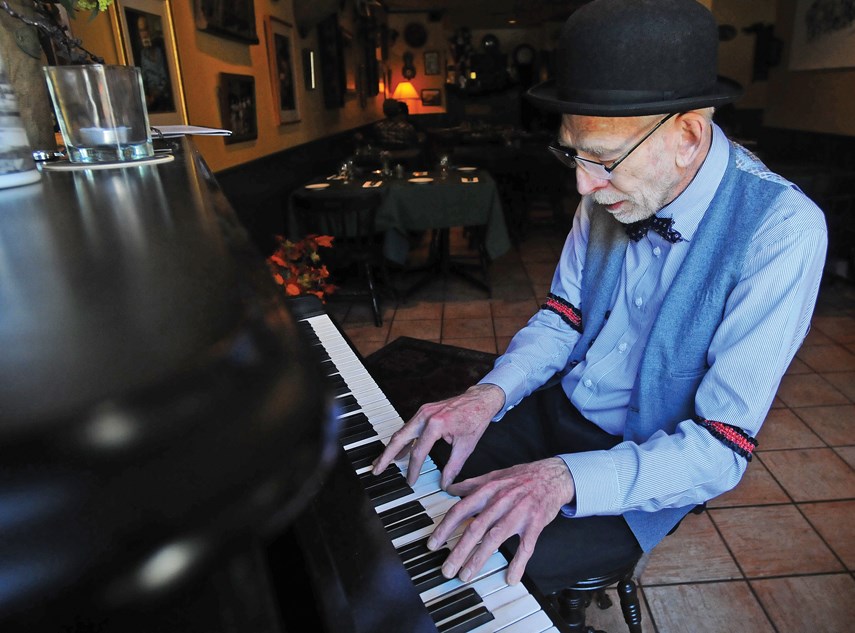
[693,416,757,461]
[541,293,583,333]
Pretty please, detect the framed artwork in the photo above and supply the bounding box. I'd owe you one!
[194,0,259,44]
[218,73,257,144]
[113,0,187,125]
[420,88,442,106]
[264,16,300,124]
[789,0,855,70]
[424,50,440,76]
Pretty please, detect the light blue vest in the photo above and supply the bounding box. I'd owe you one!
[569,143,792,550]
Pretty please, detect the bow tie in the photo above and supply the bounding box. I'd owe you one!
[625,215,682,243]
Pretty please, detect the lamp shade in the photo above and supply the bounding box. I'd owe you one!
[392,81,419,100]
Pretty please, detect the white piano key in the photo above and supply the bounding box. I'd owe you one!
[374,468,442,514]
[494,609,556,633]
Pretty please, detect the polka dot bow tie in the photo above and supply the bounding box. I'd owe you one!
[625,215,682,243]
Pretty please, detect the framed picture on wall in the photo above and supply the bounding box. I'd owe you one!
[218,73,257,144]
[421,88,441,106]
[113,0,187,126]
[194,0,258,44]
[424,50,440,76]
[265,16,300,124]
[789,0,855,70]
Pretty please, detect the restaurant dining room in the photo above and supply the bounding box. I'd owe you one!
[1,0,854,632]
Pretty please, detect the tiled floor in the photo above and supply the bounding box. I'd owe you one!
[329,203,855,633]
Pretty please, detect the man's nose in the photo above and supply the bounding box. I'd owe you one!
[575,168,610,197]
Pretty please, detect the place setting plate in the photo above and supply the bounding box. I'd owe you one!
[457,166,477,172]
[408,177,434,184]
[305,183,330,190]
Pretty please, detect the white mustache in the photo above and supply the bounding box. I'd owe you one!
[591,193,625,206]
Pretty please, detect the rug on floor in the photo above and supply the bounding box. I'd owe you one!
[364,337,498,422]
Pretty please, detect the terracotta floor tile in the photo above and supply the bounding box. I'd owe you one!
[760,448,855,501]
[800,500,855,569]
[784,356,812,374]
[835,446,855,469]
[812,315,855,344]
[775,373,849,407]
[441,337,497,355]
[442,300,492,319]
[709,505,842,577]
[442,317,494,340]
[756,408,824,450]
[489,298,541,318]
[638,512,740,584]
[822,371,855,401]
[579,587,652,633]
[793,404,855,445]
[707,459,789,507]
[342,320,391,342]
[642,581,774,633]
[493,315,532,337]
[388,318,442,341]
[353,338,386,358]
[796,344,855,372]
[803,326,835,346]
[394,301,444,320]
[751,574,855,633]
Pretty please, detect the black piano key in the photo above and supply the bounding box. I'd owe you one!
[436,606,494,633]
[346,441,384,470]
[405,547,447,575]
[386,514,434,541]
[397,535,434,557]
[412,564,455,594]
[378,500,425,529]
[366,478,412,508]
[428,588,482,625]
[335,394,362,415]
[340,421,377,445]
[327,373,349,396]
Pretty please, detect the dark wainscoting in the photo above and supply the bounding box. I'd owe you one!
[215,125,373,256]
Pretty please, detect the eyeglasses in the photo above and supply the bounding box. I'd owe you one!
[548,112,677,180]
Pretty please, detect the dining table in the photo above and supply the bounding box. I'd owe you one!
[287,165,512,296]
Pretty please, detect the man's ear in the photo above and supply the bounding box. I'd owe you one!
[673,112,708,168]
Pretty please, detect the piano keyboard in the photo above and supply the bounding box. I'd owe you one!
[297,311,560,633]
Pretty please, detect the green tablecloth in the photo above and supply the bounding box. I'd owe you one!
[289,170,511,266]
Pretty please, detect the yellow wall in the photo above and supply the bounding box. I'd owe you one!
[74,0,389,172]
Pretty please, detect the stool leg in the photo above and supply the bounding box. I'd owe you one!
[556,588,587,631]
[617,574,643,633]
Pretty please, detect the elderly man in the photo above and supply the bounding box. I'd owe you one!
[371,0,827,599]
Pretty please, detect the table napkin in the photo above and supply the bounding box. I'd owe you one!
[461,176,479,183]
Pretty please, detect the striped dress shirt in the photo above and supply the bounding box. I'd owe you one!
[480,123,827,518]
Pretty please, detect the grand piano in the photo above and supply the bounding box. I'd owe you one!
[0,139,562,632]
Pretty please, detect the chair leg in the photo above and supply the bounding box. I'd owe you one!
[556,589,598,632]
[617,573,643,633]
[364,262,382,327]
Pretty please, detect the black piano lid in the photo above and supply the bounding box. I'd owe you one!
[0,140,337,625]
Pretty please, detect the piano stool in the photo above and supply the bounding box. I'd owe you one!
[549,552,645,633]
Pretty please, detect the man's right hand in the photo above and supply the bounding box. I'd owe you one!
[371,384,506,489]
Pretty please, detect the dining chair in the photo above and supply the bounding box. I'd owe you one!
[291,190,391,327]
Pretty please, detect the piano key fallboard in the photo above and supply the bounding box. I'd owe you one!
[283,297,561,633]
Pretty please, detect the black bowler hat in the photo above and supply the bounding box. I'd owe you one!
[526,0,743,116]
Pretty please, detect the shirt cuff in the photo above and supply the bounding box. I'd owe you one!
[477,364,529,421]
[558,450,621,517]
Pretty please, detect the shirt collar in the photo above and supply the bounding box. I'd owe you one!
[658,122,729,242]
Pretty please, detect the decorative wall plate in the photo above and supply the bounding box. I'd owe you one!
[404,22,427,48]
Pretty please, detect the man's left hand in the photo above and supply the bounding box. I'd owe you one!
[426,457,576,586]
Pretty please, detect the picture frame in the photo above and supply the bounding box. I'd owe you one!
[420,88,442,106]
[317,14,346,109]
[424,50,440,76]
[218,73,257,144]
[264,16,300,124]
[789,0,855,70]
[113,0,188,126]
[194,0,259,44]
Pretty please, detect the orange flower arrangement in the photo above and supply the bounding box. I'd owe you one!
[267,234,337,301]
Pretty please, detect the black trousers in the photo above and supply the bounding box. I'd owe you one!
[432,383,643,596]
